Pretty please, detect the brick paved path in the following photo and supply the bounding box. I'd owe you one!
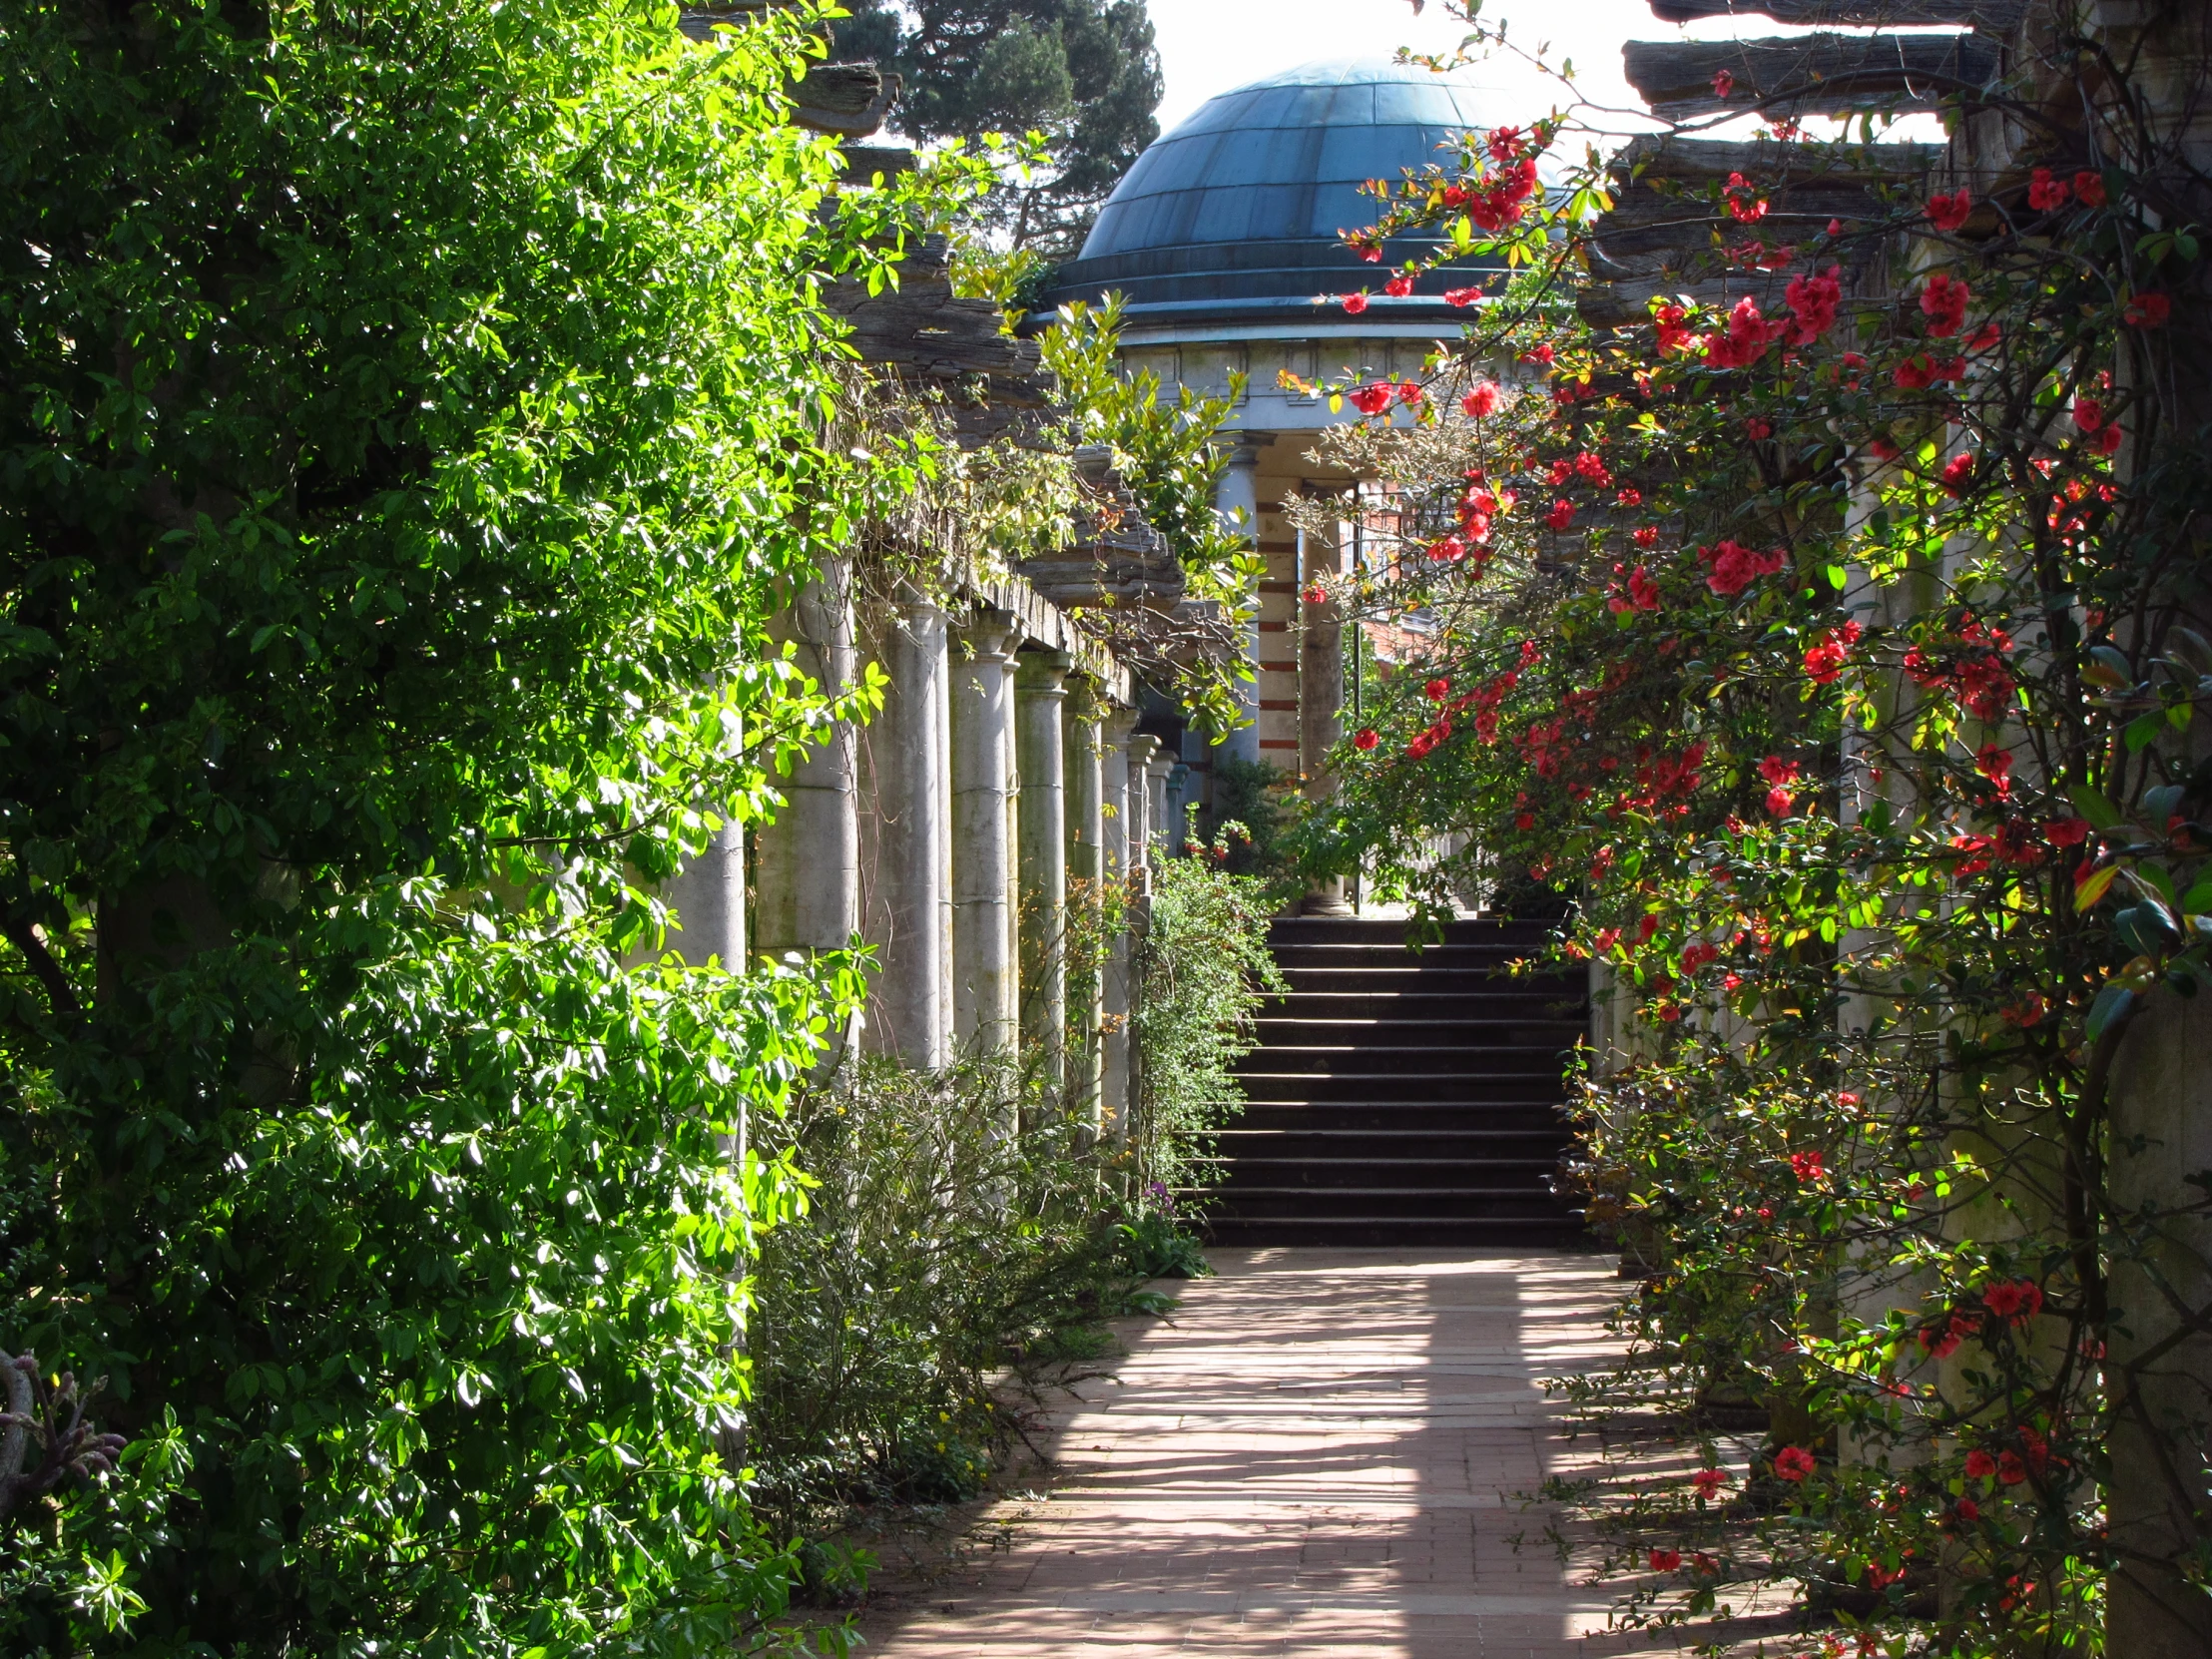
[858,1248,1707,1658]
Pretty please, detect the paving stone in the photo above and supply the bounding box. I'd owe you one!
[858,1249,1721,1657]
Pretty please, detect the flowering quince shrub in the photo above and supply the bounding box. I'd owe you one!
[1282,8,2212,1652]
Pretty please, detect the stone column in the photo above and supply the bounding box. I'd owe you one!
[1015,652,1070,1090]
[860,590,949,1068]
[1217,443,1263,767]
[1125,733,1160,886]
[1103,713,1145,1149]
[950,611,1020,1059]
[1065,677,1108,1133]
[1300,519,1352,915]
[661,823,746,970]
[756,560,860,955]
[1145,749,1178,865]
[2107,995,2212,1659]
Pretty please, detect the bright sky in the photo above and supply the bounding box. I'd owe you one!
[1145,0,1946,144]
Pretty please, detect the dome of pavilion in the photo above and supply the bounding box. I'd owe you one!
[1042,57,1533,331]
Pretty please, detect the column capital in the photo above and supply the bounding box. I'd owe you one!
[955,607,1021,665]
[1014,649,1072,697]
[1101,705,1141,747]
[890,578,946,625]
[1126,731,1162,770]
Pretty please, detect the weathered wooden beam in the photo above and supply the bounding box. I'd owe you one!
[1577,135,1939,327]
[1646,0,2024,30]
[1624,33,2000,121]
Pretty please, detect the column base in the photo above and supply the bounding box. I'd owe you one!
[1301,880,1353,917]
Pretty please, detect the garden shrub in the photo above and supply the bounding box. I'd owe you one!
[0,0,962,1651]
[744,1056,1127,1532]
[1129,848,1287,1199]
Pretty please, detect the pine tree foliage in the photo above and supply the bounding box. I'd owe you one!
[832,0,1162,254]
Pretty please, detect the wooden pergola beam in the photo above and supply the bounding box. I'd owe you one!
[1645,0,2023,29]
[1623,33,2000,121]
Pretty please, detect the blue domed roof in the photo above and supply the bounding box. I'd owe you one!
[1044,57,1528,329]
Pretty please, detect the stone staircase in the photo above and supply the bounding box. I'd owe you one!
[1206,916,1589,1248]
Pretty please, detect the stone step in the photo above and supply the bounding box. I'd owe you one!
[1252,1016,1588,1048]
[1203,1214,1592,1248]
[1234,1069,1570,1103]
[1214,1126,1571,1160]
[1210,1184,1567,1220]
[1273,965,1580,995]
[1234,1101,1571,1132]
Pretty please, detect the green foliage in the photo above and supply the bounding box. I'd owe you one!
[746,1056,1126,1529]
[0,0,961,1650]
[1037,297,1260,734]
[1128,848,1286,1197]
[831,0,1162,254]
[1199,758,1299,882]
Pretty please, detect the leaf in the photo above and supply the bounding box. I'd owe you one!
[2084,645,2136,688]
[2125,711,2166,753]
[2075,863,2121,911]
[2086,981,2136,1041]
[1826,565,1848,590]
[2069,784,2122,829]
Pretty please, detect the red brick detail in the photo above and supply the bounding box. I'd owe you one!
[1258,739,1301,751]
[1259,660,1297,674]
[1258,699,1299,712]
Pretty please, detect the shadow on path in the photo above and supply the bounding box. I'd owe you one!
[854,1248,1720,1657]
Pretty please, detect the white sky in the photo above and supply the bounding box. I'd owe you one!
[1145,0,1946,145]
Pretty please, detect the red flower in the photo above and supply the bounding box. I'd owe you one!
[1616,486,1643,507]
[1426,533,1465,563]
[1691,1466,1730,1499]
[1870,436,1902,461]
[1927,188,1973,232]
[1545,499,1576,531]
[1633,525,1659,548]
[1997,1451,2028,1485]
[1523,342,1556,366]
[1395,380,1424,407]
[1920,272,1970,337]
[1983,1278,2043,1322]
[2073,396,2105,432]
[1461,380,1502,417]
[1712,68,1735,98]
[1302,583,1326,605]
[2094,422,2123,455]
[1941,451,1977,495]
[1975,744,2014,800]
[2028,167,2070,211]
[1954,1497,1981,1522]
[1443,286,1481,307]
[1649,1547,1682,1572]
[1383,274,1415,297]
[1573,450,1614,486]
[1424,678,1450,703]
[2046,817,2090,847]
[1724,172,1769,223]
[1348,381,1393,416]
[2124,291,2171,327]
[1340,291,1370,314]
[1745,417,1772,440]
[1803,621,1863,684]
[1790,1149,1826,1183]
[1353,728,1380,752]
[2074,170,2107,207]
[1702,539,1787,596]
[1964,1447,1997,1480]
[1773,1445,1818,1482]
[1703,295,1784,368]
[1784,266,1842,342]
[1627,566,1662,612]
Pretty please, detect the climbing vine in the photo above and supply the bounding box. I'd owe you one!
[1292,6,2211,1651]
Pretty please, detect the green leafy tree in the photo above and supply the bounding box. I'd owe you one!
[832,0,1162,253]
[0,0,960,1651]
